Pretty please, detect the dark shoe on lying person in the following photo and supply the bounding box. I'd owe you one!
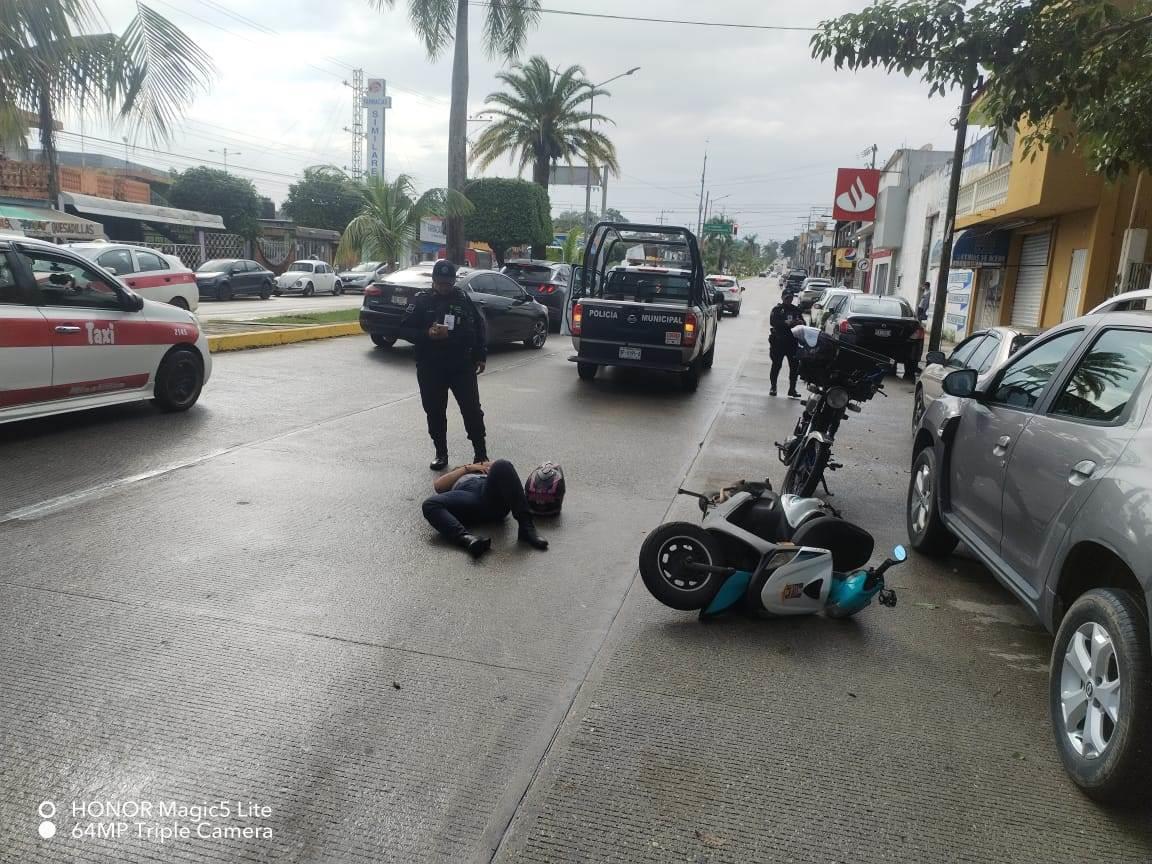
[518,523,549,551]
[457,533,492,558]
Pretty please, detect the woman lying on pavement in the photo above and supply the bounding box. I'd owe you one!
[421,459,550,558]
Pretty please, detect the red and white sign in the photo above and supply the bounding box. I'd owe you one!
[832,168,881,222]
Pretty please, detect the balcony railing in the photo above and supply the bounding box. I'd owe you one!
[956,164,1011,216]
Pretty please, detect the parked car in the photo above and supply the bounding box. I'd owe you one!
[821,293,924,374]
[810,287,860,327]
[1089,288,1152,314]
[195,259,276,301]
[758,270,768,278]
[359,265,549,350]
[1,236,210,424]
[500,259,571,332]
[798,277,833,311]
[913,325,1040,426]
[705,274,743,316]
[908,312,1152,800]
[275,260,342,296]
[64,242,198,312]
[337,261,387,294]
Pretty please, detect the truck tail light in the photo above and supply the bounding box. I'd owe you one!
[912,325,925,340]
[683,311,699,347]
[537,283,557,294]
[365,285,383,296]
[838,319,855,334]
[572,302,583,336]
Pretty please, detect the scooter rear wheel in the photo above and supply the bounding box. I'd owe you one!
[639,522,727,611]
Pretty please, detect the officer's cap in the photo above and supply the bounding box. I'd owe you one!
[432,260,457,282]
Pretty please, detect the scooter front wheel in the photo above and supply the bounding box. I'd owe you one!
[639,522,727,611]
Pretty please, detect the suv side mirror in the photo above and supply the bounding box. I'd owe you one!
[924,350,947,366]
[943,368,979,397]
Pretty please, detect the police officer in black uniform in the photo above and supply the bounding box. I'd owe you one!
[400,260,489,470]
[769,291,803,398]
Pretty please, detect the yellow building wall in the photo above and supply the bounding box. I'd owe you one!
[1041,209,1095,327]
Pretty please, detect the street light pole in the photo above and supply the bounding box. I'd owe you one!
[928,76,976,353]
[583,66,640,235]
[209,147,241,174]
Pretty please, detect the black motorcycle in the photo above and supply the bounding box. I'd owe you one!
[777,328,889,497]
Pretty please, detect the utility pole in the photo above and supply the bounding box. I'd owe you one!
[344,69,365,181]
[696,145,708,236]
[929,77,976,353]
[209,147,241,173]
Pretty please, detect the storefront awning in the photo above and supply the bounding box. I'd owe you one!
[60,192,225,230]
[0,202,105,241]
[952,228,1011,268]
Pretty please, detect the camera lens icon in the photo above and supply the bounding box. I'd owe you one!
[38,801,57,820]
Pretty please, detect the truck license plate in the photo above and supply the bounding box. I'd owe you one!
[874,328,891,338]
[619,346,642,360]
[391,295,408,306]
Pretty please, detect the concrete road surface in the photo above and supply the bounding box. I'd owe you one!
[195,292,363,321]
[1,278,1149,863]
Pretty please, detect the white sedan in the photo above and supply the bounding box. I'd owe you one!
[2,237,211,424]
[275,260,343,296]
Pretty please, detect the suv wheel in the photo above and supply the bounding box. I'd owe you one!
[1051,588,1152,801]
[577,362,598,381]
[906,447,958,556]
[680,360,701,393]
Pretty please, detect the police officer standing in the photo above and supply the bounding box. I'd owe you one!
[400,260,489,470]
[769,291,803,398]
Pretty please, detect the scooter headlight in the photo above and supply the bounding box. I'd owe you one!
[827,387,850,410]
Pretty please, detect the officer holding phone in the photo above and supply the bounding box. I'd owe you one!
[400,260,489,470]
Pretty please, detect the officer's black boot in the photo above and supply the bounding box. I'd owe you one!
[472,439,488,464]
[517,517,549,551]
[430,442,448,471]
[457,533,491,558]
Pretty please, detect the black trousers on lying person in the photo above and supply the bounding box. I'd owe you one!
[421,459,531,541]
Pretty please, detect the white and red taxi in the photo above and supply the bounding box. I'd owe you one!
[63,241,198,311]
[0,237,211,424]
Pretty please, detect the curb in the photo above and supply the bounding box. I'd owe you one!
[207,322,364,353]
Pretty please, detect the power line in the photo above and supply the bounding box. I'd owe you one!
[56,131,302,182]
[469,3,816,31]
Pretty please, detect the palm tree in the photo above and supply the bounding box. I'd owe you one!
[337,174,473,271]
[368,0,541,265]
[0,0,213,202]
[471,57,620,257]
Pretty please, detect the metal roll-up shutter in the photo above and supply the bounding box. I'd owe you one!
[1010,233,1050,327]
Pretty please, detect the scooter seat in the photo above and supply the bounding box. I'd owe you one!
[790,518,874,572]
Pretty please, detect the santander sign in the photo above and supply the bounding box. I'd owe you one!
[832,168,881,222]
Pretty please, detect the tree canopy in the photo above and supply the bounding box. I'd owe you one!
[283,166,364,233]
[554,208,627,234]
[1,0,214,199]
[463,177,552,265]
[811,0,1152,178]
[337,174,471,269]
[169,166,261,237]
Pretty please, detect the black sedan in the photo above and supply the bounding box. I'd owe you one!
[195,258,276,301]
[500,259,571,331]
[821,293,924,375]
[360,266,550,350]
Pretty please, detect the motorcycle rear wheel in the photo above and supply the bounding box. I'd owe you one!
[782,438,830,498]
[639,522,727,611]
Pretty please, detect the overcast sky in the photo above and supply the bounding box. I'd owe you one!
[73,1,964,241]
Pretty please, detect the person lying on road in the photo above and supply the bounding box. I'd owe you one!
[422,459,549,558]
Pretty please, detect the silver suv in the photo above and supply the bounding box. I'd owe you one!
[907,312,1152,801]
